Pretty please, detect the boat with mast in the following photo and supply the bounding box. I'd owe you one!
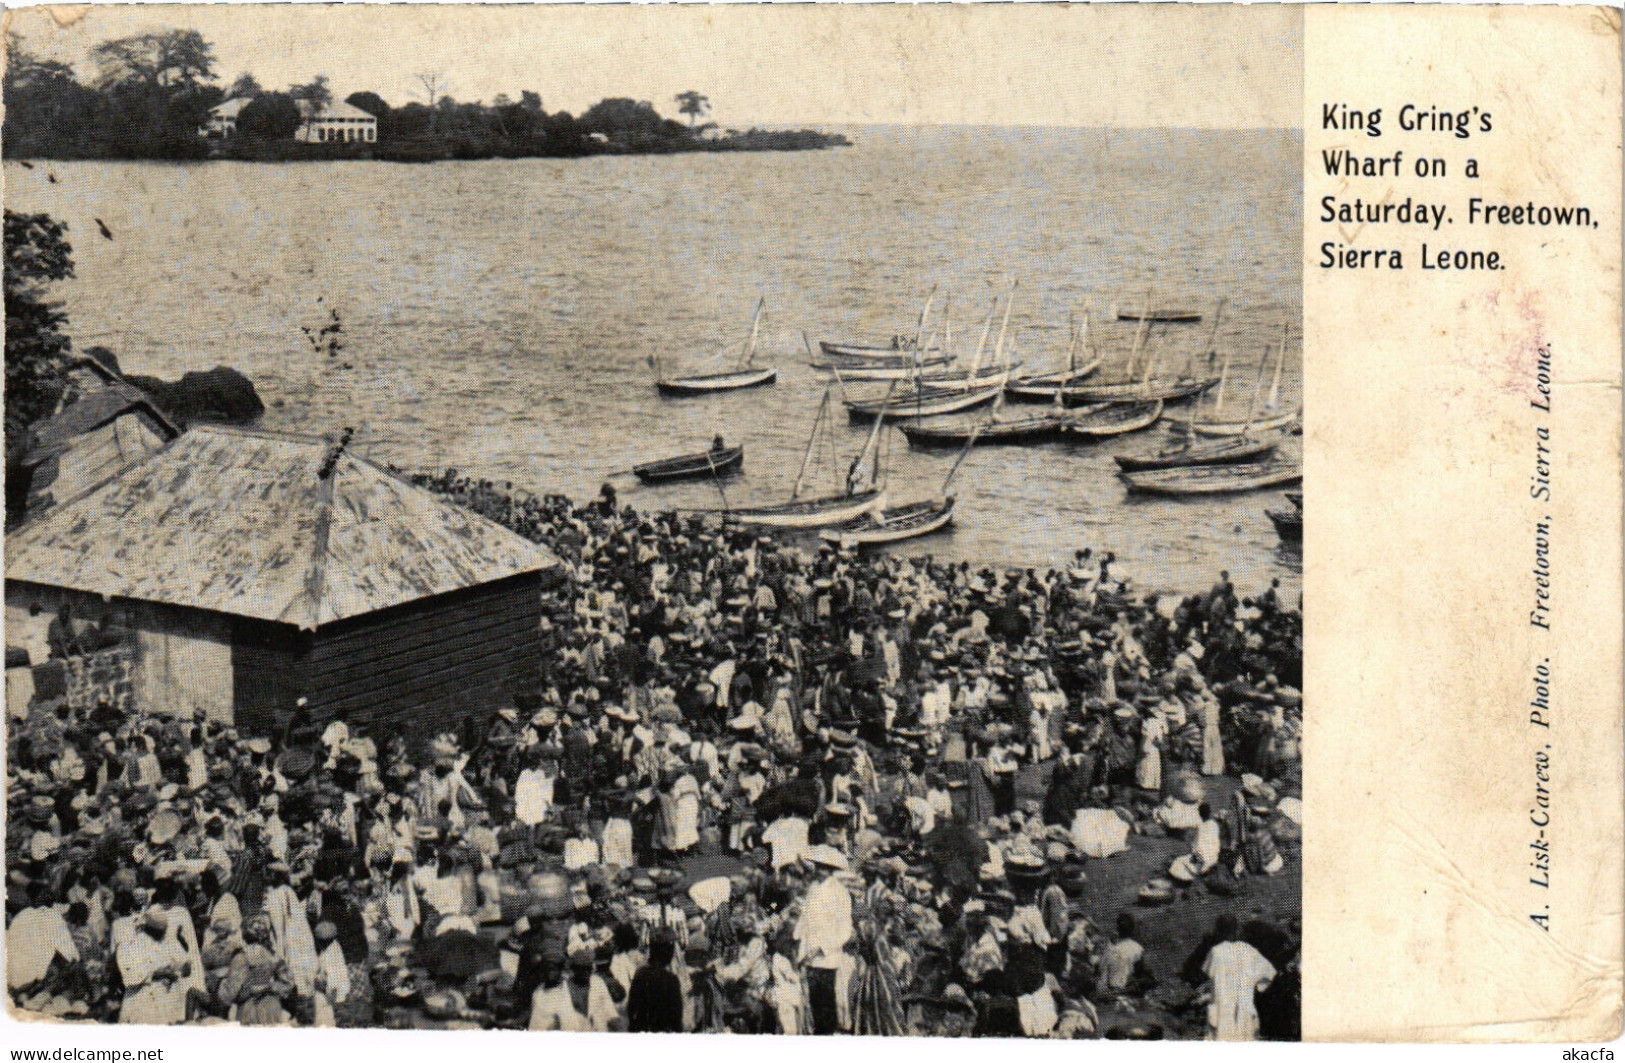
[1111,432,1281,472]
[723,385,889,528]
[822,413,982,546]
[1004,311,1103,402]
[840,287,1017,421]
[1169,321,1298,436]
[654,298,778,395]
[819,287,948,360]
[897,389,1077,447]
[1061,296,1220,404]
[1064,398,1164,439]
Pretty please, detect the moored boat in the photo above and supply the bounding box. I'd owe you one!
[728,488,886,529]
[898,408,1075,447]
[655,298,777,396]
[810,352,956,376]
[1116,309,1202,323]
[1064,399,1164,439]
[1119,457,1303,496]
[844,383,1004,423]
[820,496,956,546]
[1168,409,1299,438]
[1267,507,1303,542]
[1112,432,1281,472]
[1060,375,1218,404]
[656,366,778,396]
[633,445,744,484]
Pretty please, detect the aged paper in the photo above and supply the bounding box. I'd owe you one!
[1303,3,1623,1043]
[0,1,1618,1053]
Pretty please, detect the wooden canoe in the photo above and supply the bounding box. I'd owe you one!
[656,366,778,396]
[809,353,956,376]
[724,488,885,529]
[840,363,1016,392]
[1003,357,1104,402]
[819,340,943,359]
[633,445,744,484]
[820,496,956,546]
[1065,399,1164,439]
[1060,375,1219,405]
[1267,507,1303,542]
[1112,433,1280,472]
[844,383,1004,423]
[898,410,1076,447]
[1167,409,1300,438]
[1116,309,1202,323]
[1119,457,1303,496]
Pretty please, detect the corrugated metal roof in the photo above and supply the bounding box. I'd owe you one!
[5,425,561,630]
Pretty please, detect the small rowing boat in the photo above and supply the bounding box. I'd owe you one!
[820,286,946,361]
[1168,409,1299,438]
[820,496,956,546]
[1005,310,1102,401]
[1115,307,1202,323]
[729,488,885,529]
[1119,457,1303,496]
[654,298,778,396]
[841,362,1015,392]
[1112,432,1281,472]
[1065,399,1164,439]
[633,445,744,484]
[809,353,956,376]
[1061,375,1218,404]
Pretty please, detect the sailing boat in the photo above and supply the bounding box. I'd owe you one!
[819,287,949,359]
[823,416,975,546]
[813,296,956,377]
[1176,322,1298,436]
[655,298,779,395]
[1063,295,1221,404]
[899,386,1078,447]
[840,288,1013,422]
[1004,311,1104,402]
[725,386,889,528]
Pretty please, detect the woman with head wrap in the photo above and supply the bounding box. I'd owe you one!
[218,915,294,1025]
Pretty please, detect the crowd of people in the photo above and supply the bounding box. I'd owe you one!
[6,475,1302,1039]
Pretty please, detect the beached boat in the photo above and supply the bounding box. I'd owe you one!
[655,298,777,396]
[1065,399,1164,439]
[633,445,744,484]
[820,496,956,546]
[1267,507,1303,542]
[1112,432,1280,472]
[1119,457,1303,496]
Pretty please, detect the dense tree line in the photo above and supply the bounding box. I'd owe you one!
[3,29,847,162]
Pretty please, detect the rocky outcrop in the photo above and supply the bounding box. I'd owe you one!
[126,365,264,425]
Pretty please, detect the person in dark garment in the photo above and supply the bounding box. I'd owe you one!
[626,932,684,1032]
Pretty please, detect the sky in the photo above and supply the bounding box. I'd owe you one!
[6,3,1303,129]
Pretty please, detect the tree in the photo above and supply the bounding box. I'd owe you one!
[3,32,104,158]
[4,210,74,462]
[580,97,666,141]
[227,72,263,100]
[520,90,543,114]
[289,75,332,118]
[235,92,301,140]
[674,90,709,129]
[92,29,215,93]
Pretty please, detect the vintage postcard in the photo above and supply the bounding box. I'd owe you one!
[0,2,1617,1055]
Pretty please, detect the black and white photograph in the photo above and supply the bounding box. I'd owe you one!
[3,3,1303,1043]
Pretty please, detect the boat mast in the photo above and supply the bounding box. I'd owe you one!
[853,381,897,493]
[969,296,998,375]
[940,417,986,497]
[1212,337,1235,417]
[790,389,828,502]
[1241,342,1272,433]
[1192,297,1226,379]
[912,286,938,351]
[1268,321,1287,411]
[739,297,766,370]
[1124,291,1153,380]
[991,282,1017,373]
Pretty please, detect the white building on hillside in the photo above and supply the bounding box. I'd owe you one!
[202,97,253,138]
[296,100,378,144]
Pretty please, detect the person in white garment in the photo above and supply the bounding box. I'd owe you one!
[1202,916,1276,1041]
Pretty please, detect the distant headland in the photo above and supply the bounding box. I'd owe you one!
[2,29,850,163]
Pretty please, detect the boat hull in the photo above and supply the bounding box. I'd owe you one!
[899,413,1073,447]
[845,385,1003,423]
[841,366,1014,392]
[1267,508,1303,542]
[821,497,956,545]
[1120,459,1303,496]
[1117,311,1202,323]
[656,367,778,395]
[1112,434,1280,472]
[819,340,941,360]
[1065,400,1164,438]
[810,355,956,377]
[1063,376,1218,404]
[1003,358,1103,401]
[1168,409,1300,438]
[633,446,745,484]
[725,489,885,529]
